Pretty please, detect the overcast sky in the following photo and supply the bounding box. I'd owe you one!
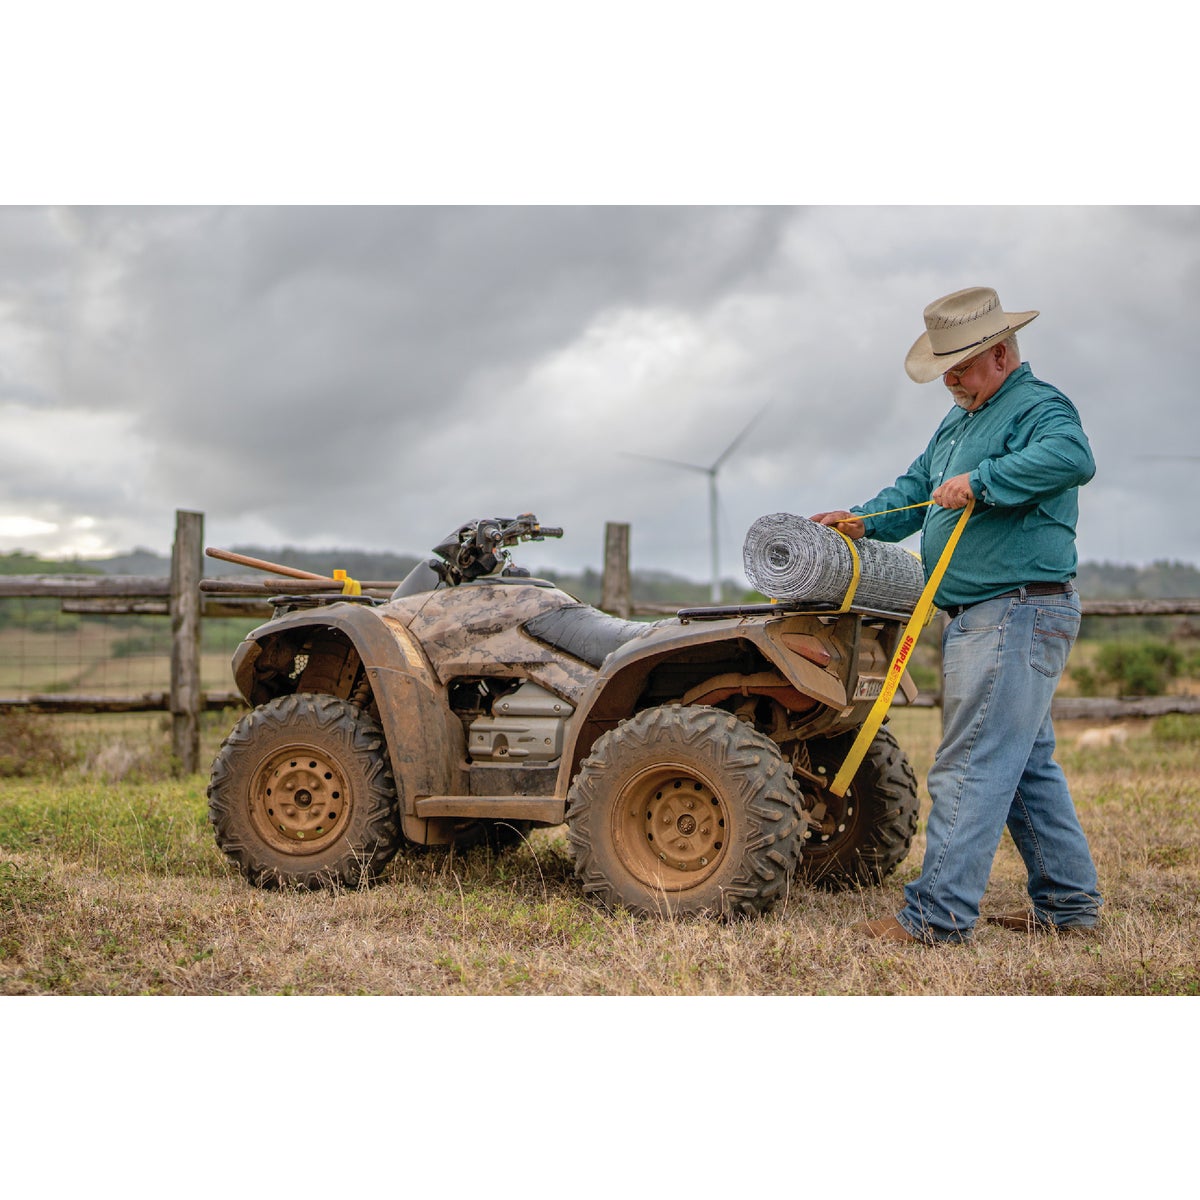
[2,205,1195,585]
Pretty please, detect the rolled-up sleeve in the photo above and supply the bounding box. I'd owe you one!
[970,399,1095,507]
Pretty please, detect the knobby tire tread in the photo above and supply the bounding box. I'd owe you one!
[566,705,806,918]
[208,692,402,890]
[797,724,919,890]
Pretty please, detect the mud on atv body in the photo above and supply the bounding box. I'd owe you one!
[208,516,921,917]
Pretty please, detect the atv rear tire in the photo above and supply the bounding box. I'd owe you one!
[795,724,919,890]
[566,705,805,918]
[208,692,402,889]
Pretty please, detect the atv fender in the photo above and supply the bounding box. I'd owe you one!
[555,614,852,796]
[231,603,463,844]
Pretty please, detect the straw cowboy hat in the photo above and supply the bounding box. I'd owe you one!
[905,286,1039,384]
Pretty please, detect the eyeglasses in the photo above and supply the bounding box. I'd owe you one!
[943,351,986,380]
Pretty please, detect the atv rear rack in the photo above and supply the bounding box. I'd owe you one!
[675,601,916,623]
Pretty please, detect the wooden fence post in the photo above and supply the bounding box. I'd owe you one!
[601,522,632,618]
[170,510,204,774]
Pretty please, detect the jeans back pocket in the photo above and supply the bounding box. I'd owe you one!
[1030,605,1080,678]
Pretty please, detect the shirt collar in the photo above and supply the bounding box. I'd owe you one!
[964,361,1031,416]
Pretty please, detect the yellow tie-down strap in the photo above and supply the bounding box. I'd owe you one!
[828,526,863,612]
[828,498,974,798]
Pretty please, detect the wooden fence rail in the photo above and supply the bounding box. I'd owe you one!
[3,515,1199,776]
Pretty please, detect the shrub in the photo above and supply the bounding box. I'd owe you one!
[1070,664,1099,697]
[1151,713,1200,745]
[1073,639,1184,698]
[0,712,74,778]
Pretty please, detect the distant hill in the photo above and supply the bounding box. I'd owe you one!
[1074,561,1200,599]
[79,548,171,577]
[2,551,97,576]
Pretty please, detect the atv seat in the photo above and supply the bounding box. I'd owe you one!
[523,605,657,669]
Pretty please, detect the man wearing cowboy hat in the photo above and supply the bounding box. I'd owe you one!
[812,285,1103,944]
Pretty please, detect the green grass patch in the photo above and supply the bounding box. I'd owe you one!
[0,778,222,878]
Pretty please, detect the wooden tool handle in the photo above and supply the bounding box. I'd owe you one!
[204,546,331,581]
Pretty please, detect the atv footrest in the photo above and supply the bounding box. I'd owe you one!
[414,796,566,824]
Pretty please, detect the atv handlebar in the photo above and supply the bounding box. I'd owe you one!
[473,514,562,548]
[431,513,562,585]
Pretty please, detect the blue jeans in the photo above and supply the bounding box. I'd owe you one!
[896,589,1102,943]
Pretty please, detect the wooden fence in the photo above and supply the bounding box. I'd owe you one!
[0,511,253,773]
[3,513,1200,774]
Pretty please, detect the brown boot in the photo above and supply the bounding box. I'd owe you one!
[986,910,1095,934]
[851,916,921,943]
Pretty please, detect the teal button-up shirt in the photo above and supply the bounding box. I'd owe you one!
[850,363,1095,609]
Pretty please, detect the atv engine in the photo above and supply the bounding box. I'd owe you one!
[456,680,575,764]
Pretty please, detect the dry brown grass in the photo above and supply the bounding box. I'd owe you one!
[2,707,1197,998]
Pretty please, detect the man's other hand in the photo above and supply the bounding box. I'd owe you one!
[810,510,865,539]
[931,474,976,509]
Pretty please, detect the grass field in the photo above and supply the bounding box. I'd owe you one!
[2,706,1197,997]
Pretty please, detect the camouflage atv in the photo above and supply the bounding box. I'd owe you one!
[207,514,920,918]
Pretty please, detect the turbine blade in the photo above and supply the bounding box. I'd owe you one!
[622,451,712,475]
[710,401,772,471]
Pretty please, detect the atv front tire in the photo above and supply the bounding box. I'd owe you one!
[208,692,402,889]
[795,724,919,890]
[566,705,805,918]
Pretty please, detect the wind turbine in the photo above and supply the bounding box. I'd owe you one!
[626,403,771,603]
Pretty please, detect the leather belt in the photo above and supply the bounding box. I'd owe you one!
[941,582,1073,620]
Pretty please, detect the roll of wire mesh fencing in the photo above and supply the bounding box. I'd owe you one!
[742,513,926,614]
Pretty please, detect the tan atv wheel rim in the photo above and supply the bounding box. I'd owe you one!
[612,763,728,890]
[250,745,350,856]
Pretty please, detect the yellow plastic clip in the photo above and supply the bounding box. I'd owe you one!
[333,569,362,596]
